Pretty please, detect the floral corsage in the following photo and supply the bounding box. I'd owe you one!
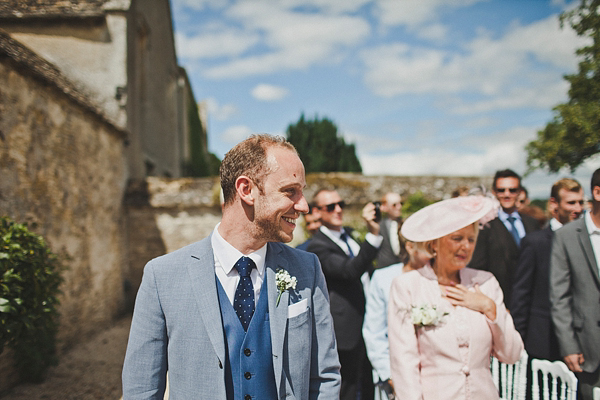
[411,304,448,327]
[275,268,297,306]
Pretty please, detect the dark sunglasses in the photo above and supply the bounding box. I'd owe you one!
[495,188,519,194]
[318,201,346,212]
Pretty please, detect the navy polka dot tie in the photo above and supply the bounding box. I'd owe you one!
[234,256,256,332]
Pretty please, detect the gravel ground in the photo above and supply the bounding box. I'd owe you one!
[1,315,132,400]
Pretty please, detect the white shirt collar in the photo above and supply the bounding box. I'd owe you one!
[585,211,600,235]
[211,223,267,276]
[549,218,563,232]
[498,209,520,221]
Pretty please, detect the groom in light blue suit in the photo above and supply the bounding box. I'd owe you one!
[122,135,341,399]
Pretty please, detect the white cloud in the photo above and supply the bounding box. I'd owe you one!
[201,1,370,78]
[203,97,238,121]
[220,125,255,144]
[416,23,449,41]
[360,13,586,112]
[175,29,259,59]
[172,0,229,12]
[251,84,290,101]
[360,125,535,177]
[373,0,487,29]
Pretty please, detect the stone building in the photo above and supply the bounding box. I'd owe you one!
[0,0,201,178]
[0,0,208,391]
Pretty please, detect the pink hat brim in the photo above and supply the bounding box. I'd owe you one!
[400,196,495,242]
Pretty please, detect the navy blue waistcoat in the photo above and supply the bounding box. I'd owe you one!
[217,278,277,400]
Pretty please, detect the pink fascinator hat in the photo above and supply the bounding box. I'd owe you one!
[401,195,497,242]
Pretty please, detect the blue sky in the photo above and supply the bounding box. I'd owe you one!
[170,0,599,199]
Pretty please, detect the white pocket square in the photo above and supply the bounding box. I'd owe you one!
[288,298,308,318]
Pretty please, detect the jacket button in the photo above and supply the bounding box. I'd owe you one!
[244,371,252,380]
[245,395,252,400]
[244,348,252,356]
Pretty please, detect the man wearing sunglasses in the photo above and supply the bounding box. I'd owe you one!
[307,189,382,400]
[468,169,540,309]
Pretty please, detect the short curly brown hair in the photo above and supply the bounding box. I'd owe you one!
[219,134,298,206]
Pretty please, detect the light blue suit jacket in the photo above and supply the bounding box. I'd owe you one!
[122,237,341,399]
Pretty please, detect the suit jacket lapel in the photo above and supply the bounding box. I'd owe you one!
[494,218,519,252]
[186,237,226,365]
[577,219,600,285]
[266,243,289,391]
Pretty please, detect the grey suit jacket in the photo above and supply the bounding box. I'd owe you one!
[376,218,402,269]
[122,236,341,399]
[550,217,600,372]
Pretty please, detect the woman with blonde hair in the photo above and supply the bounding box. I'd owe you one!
[388,195,523,400]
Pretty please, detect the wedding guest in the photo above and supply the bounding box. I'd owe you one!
[363,224,431,400]
[388,195,523,400]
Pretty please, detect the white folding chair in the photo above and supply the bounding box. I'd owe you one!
[531,359,577,400]
[593,386,600,400]
[491,350,529,400]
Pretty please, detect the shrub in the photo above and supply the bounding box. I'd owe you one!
[0,217,63,382]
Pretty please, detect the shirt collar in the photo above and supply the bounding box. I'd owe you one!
[320,225,347,240]
[498,209,520,221]
[211,223,267,275]
[549,218,563,232]
[585,211,600,235]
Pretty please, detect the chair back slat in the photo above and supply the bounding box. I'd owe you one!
[531,359,578,400]
[491,351,528,400]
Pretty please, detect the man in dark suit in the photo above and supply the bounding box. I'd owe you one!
[376,192,403,269]
[297,203,321,251]
[551,168,600,400]
[307,189,382,400]
[468,169,540,309]
[512,178,584,361]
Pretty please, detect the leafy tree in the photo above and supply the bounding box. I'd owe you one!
[286,114,362,173]
[526,0,600,173]
[402,191,435,217]
[182,99,220,177]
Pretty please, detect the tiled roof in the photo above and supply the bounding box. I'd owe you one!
[0,29,127,139]
[0,1,108,19]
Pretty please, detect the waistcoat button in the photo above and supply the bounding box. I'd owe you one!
[244,348,252,356]
[245,395,252,400]
[244,371,252,380]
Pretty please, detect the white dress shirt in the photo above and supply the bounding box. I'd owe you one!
[319,225,383,295]
[498,209,526,239]
[584,211,600,276]
[549,217,563,232]
[319,225,383,256]
[211,223,267,306]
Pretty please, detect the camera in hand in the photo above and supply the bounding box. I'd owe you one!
[373,201,382,222]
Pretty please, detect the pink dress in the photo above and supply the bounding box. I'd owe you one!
[388,265,523,400]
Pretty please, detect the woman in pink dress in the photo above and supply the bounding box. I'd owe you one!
[388,196,523,400]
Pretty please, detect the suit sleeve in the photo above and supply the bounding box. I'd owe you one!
[363,269,392,381]
[307,234,378,281]
[469,226,489,272]
[122,263,168,400]
[549,230,580,357]
[484,276,524,364]
[388,277,422,400]
[309,254,342,399]
[510,234,536,341]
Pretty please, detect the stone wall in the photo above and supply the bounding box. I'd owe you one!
[0,39,128,392]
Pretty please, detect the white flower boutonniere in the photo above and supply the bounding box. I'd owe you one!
[411,304,448,327]
[275,268,297,306]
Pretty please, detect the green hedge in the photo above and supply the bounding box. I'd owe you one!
[0,217,63,382]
